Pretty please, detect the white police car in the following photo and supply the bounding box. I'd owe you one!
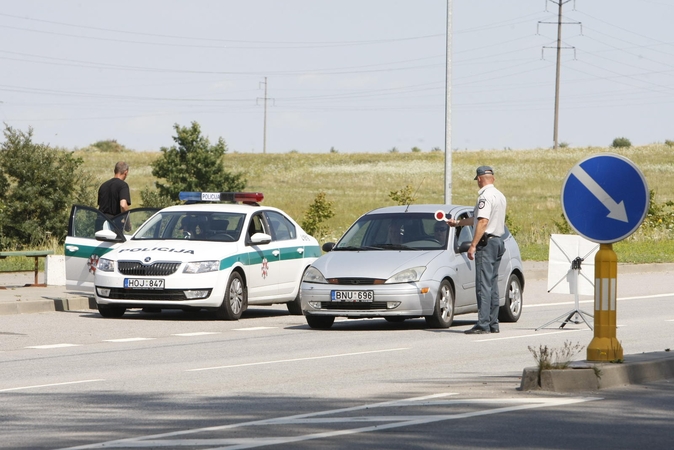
[64,192,321,319]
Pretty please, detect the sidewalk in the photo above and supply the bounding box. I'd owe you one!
[0,271,93,315]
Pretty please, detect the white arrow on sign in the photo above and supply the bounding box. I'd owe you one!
[570,165,628,222]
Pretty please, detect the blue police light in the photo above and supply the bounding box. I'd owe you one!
[179,192,264,204]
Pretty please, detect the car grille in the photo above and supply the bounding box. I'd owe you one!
[329,278,384,285]
[319,302,388,310]
[106,288,211,301]
[118,261,181,276]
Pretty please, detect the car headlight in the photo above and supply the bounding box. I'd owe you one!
[183,261,220,274]
[97,258,115,272]
[385,266,426,284]
[303,266,328,284]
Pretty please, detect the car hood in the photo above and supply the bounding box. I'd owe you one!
[104,240,240,262]
[313,250,442,279]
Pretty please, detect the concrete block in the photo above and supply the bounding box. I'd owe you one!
[46,255,66,286]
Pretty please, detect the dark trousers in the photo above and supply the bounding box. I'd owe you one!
[474,237,505,330]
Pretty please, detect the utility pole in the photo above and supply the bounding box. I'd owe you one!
[444,0,453,204]
[257,77,273,154]
[539,0,581,149]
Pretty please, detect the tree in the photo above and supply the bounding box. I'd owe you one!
[145,122,245,204]
[0,125,96,249]
[301,192,335,240]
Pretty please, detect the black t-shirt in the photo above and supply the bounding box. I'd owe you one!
[98,178,131,217]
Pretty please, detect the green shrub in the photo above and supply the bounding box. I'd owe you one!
[90,139,129,153]
[611,137,632,148]
[389,185,416,206]
[301,192,335,240]
[411,146,422,153]
[664,140,674,147]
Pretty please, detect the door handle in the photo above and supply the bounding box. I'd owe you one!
[272,250,280,257]
[297,248,304,254]
[66,245,79,252]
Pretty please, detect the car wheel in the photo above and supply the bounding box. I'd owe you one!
[499,273,523,322]
[98,304,126,318]
[216,272,247,320]
[306,315,335,329]
[424,279,455,328]
[286,269,306,316]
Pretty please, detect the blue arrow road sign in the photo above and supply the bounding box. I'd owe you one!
[562,153,649,244]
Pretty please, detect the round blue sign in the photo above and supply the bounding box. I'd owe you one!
[562,153,649,244]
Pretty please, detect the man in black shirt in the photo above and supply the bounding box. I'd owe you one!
[98,161,131,219]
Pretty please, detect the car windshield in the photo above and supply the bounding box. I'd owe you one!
[132,211,246,242]
[334,213,448,251]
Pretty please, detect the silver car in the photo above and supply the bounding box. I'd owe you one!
[300,204,524,329]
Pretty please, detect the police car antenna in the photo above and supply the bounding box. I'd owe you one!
[404,177,425,213]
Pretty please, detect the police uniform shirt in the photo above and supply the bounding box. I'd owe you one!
[473,184,506,236]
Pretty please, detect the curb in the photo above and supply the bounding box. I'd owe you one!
[520,350,674,391]
[0,296,95,316]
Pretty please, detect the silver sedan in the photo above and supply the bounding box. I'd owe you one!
[301,204,524,329]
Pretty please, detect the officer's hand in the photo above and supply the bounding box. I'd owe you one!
[467,244,476,260]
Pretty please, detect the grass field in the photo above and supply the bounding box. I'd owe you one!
[75,144,674,263]
[3,144,672,271]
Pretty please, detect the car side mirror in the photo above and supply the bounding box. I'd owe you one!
[456,241,471,253]
[322,242,335,252]
[95,229,124,242]
[250,232,272,245]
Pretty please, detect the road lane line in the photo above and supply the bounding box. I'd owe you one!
[103,338,156,343]
[526,292,674,309]
[474,329,585,342]
[233,327,277,331]
[172,332,222,337]
[1,379,104,393]
[26,343,80,349]
[187,348,410,372]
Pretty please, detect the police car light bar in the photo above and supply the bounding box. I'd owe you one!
[179,192,264,204]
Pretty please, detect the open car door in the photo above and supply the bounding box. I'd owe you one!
[64,206,159,294]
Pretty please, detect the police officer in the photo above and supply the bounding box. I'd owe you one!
[447,165,507,334]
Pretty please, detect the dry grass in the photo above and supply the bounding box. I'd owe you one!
[72,144,674,262]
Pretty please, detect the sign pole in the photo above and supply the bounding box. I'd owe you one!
[587,243,623,361]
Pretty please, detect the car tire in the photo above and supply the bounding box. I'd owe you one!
[98,304,126,318]
[424,279,455,328]
[286,269,306,316]
[499,273,523,322]
[216,272,247,321]
[306,315,335,329]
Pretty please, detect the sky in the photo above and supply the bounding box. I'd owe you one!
[0,0,672,153]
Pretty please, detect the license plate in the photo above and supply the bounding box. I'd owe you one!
[124,278,165,289]
[330,290,374,302]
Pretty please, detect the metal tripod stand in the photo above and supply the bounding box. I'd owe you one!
[536,257,594,331]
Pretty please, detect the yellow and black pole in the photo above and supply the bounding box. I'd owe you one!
[587,243,623,361]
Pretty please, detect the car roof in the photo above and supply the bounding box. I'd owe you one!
[157,203,283,214]
[365,204,472,215]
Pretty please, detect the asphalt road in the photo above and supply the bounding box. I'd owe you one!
[1,265,673,449]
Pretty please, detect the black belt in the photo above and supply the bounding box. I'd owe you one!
[478,234,500,246]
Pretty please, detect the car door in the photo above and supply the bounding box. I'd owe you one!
[244,212,281,302]
[64,205,158,293]
[451,212,477,308]
[264,210,306,298]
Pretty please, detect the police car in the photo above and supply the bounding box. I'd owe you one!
[64,192,321,319]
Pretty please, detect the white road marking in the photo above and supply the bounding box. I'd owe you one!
[526,292,674,309]
[58,394,600,450]
[233,327,276,331]
[26,343,80,349]
[172,332,222,337]
[474,329,585,342]
[103,338,155,343]
[0,379,104,393]
[187,348,410,372]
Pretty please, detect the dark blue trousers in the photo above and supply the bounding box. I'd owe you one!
[475,237,505,331]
